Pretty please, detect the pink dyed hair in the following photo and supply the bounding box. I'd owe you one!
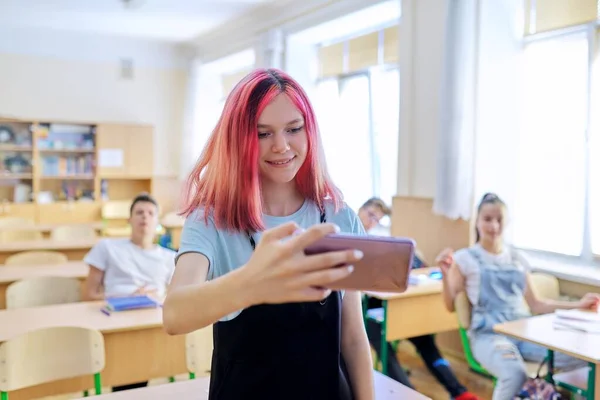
[180,68,343,233]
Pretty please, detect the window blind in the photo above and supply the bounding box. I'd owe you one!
[317,24,399,78]
[525,0,598,35]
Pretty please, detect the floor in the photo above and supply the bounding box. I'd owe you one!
[37,341,495,400]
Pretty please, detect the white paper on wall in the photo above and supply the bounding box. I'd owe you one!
[99,149,124,167]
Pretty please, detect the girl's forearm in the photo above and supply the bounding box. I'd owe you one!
[342,336,375,400]
[162,267,251,335]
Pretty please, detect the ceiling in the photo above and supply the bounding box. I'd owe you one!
[0,0,273,42]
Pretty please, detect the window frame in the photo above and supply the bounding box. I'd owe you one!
[520,20,600,263]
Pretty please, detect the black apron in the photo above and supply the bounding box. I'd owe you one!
[208,211,354,400]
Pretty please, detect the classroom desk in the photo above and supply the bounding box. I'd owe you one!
[494,314,600,400]
[77,371,432,400]
[0,301,186,400]
[0,261,88,309]
[0,222,103,234]
[364,268,458,376]
[0,237,98,263]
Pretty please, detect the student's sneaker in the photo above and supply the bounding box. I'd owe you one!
[454,392,481,400]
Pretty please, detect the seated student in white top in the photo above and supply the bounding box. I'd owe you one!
[83,193,176,300]
[83,193,175,392]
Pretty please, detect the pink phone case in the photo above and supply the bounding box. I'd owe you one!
[304,234,415,293]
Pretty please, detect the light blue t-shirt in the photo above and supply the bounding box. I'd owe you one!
[176,200,366,320]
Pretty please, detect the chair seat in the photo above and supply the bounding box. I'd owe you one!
[366,307,384,323]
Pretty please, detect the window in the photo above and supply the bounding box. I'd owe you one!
[514,26,600,259]
[590,30,600,255]
[371,67,400,207]
[513,33,589,256]
[315,75,374,211]
[313,24,400,212]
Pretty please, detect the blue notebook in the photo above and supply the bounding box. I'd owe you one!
[104,295,161,312]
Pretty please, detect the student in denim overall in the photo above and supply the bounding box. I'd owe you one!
[163,69,375,399]
[358,197,479,400]
[437,193,600,400]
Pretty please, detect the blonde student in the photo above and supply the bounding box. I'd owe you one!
[436,192,599,400]
[163,69,374,400]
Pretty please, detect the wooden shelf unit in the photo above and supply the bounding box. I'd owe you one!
[0,118,156,224]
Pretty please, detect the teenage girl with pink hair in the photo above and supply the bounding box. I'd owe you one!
[163,69,374,400]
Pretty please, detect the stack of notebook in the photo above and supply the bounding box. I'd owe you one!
[553,309,600,333]
[103,295,161,314]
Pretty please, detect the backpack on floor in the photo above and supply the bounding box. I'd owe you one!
[514,357,562,400]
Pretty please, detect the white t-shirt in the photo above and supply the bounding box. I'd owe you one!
[453,243,530,306]
[84,238,176,298]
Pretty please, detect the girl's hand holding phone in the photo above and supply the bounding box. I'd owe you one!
[239,222,363,306]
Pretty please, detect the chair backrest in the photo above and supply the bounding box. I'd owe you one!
[0,229,43,242]
[6,277,81,309]
[5,250,68,266]
[0,217,34,227]
[0,326,105,392]
[185,326,213,376]
[454,291,472,329]
[528,272,560,301]
[51,225,98,241]
[453,272,561,327]
[160,211,184,228]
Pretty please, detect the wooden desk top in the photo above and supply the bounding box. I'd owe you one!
[0,301,164,342]
[494,314,600,364]
[0,261,88,284]
[79,371,431,399]
[365,268,443,300]
[0,237,98,253]
[0,222,103,232]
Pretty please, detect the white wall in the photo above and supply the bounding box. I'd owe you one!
[0,26,190,177]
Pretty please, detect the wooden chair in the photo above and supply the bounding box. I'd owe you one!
[0,217,34,227]
[5,250,68,266]
[0,326,105,399]
[6,277,81,309]
[101,201,132,237]
[51,225,97,241]
[0,229,42,242]
[455,272,561,380]
[185,326,213,379]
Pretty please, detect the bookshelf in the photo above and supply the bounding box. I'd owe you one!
[0,118,156,224]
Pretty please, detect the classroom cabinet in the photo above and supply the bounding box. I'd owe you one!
[96,124,154,178]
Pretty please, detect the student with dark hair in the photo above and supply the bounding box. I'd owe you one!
[83,193,176,391]
[437,192,599,400]
[358,198,479,400]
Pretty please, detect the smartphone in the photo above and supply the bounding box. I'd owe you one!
[304,234,416,293]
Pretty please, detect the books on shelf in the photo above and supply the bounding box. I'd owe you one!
[103,295,161,313]
[553,309,600,334]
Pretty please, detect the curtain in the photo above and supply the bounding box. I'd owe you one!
[433,0,480,220]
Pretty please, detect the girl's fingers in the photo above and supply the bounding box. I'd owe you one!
[293,265,354,289]
[297,249,363,272]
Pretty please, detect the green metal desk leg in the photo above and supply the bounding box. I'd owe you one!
[361,295,368,328]
[545,350,555,384]
[380,300,389,376]
[94,373,102,395]
[587,363,595,400]
[1,391,7,400]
